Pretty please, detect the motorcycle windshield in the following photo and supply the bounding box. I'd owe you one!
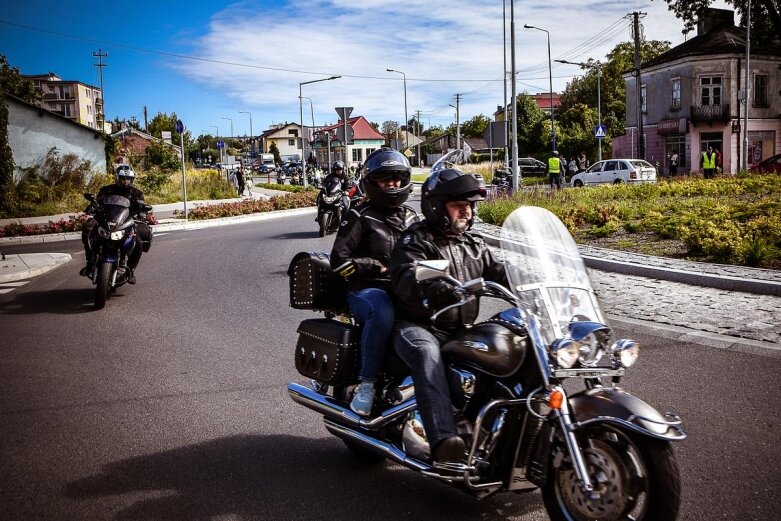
[324,177,342,194]
[430,149,466,174]
[98,195,132,229]
[98,195,130,207]
[499,206,607,345]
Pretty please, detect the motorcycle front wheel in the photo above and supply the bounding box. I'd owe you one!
[94,262,113,310]
[542,426,681,521]
[318,213,327,237]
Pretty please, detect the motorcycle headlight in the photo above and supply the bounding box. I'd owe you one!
[577,333,604,367]
[551,339,580,369]
[110,230,125,240]
[611,339,640,368]
[323,194,339,204]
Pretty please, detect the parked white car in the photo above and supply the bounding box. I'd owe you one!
[569,159,657,187]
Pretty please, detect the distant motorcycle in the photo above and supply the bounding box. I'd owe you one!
[315,176,346,237]
[82,193,152,309]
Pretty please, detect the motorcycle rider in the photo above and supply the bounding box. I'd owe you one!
[330,148,419,416]
[79,164,151,284]
[389,168,509,464]
[318,160,351,218]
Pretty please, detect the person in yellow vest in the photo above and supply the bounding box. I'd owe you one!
[548,150,565,190]
[701,146,717,179]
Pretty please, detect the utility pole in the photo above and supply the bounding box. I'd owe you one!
[503,0,509,167]
[143,106,148,132]
[454,94,462,151]
[92,49,108,132]
[631,11,647,159]
[510,0,520,191]
[415,109,422,166]
[742,0,752,171]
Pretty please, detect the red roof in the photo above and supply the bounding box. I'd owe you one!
[319,116,385,141]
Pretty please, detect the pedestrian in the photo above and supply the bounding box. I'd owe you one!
[567,157,578,180]
[715,148,722,175]
[577,151,589,173]
[548,150,564,190]
[701,146,717,179]
[235,165,246,197]
[669,150,679,176]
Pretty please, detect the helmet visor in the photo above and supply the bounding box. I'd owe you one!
[371,170,410,183]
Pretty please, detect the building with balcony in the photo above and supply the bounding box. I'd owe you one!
[615,9,781,174]
[22,72,109,132]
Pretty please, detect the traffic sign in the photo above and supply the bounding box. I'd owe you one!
[175,119,184,133]
[335,107,353,120]
[594,124,607,139]
[336,125,354,144]
[217,140,225,149]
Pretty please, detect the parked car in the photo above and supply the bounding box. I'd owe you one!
[750,153,781,174]
[569,159,657,187]
[517,157,548,176]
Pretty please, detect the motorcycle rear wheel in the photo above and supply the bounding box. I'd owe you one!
[94,263,112,310]
[542,426,681,521]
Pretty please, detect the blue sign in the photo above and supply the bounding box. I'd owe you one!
[175,119,184,133]
[217,140,225,149]
[594,124,607,139]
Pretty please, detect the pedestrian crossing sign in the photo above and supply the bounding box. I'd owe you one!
[594,125,607,138]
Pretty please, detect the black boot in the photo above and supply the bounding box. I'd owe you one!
[79,263,93,277]
[126,268,136,285]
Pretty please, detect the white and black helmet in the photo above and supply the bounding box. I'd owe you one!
[360,147,412,207]
[115,164,136,185]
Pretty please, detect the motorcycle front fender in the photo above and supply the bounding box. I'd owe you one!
[568,387,686,441]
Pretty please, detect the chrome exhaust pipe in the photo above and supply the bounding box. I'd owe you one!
[287,382,417,430]
[323,418,432,473]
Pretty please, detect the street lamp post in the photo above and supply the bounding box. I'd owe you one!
[239,111,253,155]
[209,125,220,166]
[556,59,602,161]
[524,24,556,152]
[387,69,408,151]
[222,117,234,174]
[300,76,341,186]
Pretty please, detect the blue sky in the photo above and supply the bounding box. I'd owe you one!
[0,0,727,138]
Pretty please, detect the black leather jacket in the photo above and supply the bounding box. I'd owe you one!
[330,202,419,292]
[390,221,509,331]
[89,184,146,214]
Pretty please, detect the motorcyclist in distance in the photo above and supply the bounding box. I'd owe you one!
[319,160,351,216]
[389,168,510,464]
[79,164,152,284]
[330,148,419,416]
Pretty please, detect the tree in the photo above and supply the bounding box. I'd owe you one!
[657,0,780,42]
[143,140,180,172]
[514,94,547,156]
[460,114,490,139]
[0,54,41,216]
[269,142,282,166]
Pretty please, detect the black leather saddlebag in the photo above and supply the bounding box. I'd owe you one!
[294,318,360,386]
[287,251,348,312]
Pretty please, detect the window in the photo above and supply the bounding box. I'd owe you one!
[671,78,681,109]
[59,85,73,99]
[288,129,298,137]
[87,105,92,115]
[641,84,647,114]
[352,149,363,162]
[701,76,722,105]
[754,75,768,106]
[288,139,295,146]
[366,148,376,156]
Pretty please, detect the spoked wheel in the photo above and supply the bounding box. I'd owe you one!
[542,427,681,521]
[94,263,113,310]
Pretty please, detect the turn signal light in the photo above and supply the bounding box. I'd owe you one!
[549,389,564,409]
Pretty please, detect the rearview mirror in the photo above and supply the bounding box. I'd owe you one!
[83,193,95,202]
[414,260,450,282]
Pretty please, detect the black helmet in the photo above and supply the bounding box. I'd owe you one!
[421,168,486,233]
[332,160,345,173]
[361,147,412,207]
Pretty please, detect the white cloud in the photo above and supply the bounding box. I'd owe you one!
[174,0,733,132]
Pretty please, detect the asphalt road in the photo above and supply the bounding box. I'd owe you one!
[1,211,779,521]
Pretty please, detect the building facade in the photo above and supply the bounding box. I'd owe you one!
[22,73,109,132]
[312,116,386,169]
[616,9,781,174]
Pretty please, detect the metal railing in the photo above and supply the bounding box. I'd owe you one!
[691,103,730,122]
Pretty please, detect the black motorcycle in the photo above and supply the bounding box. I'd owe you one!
[315,176,345,237]
[82,193,152,309]
[287,205,685,520]
[491,167,513,195]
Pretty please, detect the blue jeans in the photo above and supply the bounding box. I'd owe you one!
[347,288,395,383]
[393,321,457,449]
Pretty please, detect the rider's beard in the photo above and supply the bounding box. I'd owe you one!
[449,216,470,234]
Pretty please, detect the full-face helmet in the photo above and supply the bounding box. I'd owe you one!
[360,147,412,207]
[421,168,486,233]
[115,164,136,186]
[331,160,345,174]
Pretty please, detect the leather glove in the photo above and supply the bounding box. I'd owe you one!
[423,280,461,309]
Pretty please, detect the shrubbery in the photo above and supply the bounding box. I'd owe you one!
[173,191,317,220]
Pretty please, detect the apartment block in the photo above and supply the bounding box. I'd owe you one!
[22,72,108,132]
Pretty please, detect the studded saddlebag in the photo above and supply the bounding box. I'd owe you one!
[294,318,360,386]
[287,251,348,312]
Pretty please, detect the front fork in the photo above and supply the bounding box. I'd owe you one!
[550,385,596,498]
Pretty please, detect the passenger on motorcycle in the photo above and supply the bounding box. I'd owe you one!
[330,148,419,416]
[80,164,151,284]
[389,168,510,464]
